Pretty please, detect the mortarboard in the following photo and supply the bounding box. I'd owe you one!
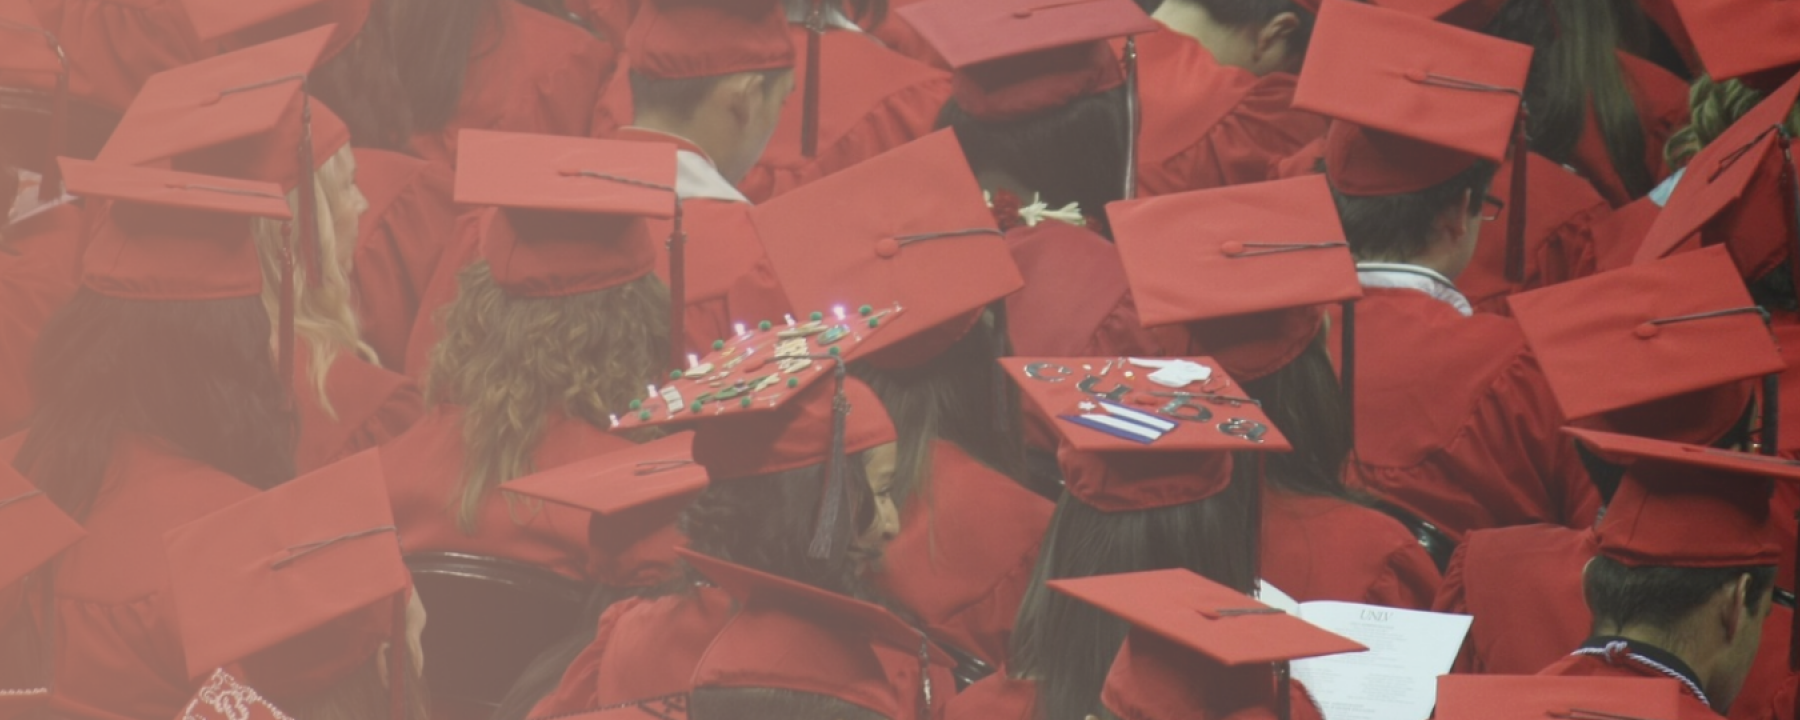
[62,157,287,301]
[163,450,412,706]
[1296,0,1534,281]
[1434,675,1682,720]
[612,309,900,560]
[1365,0,1509,31]
[683,549,952,720]
[1109,175,1360,381]
[1636,72,1800,291]
[500,432,709,587]
[1053,569,1364,720]
[180,0,370,63]
[753,130,1021,369]
[0,462,84,590]
[455,129,677,302]
[626,0,795,81]
[1670,0,1800,87]
[1566,427,1800,569]
[899,0,1156,123]
[1509,245,1784,446]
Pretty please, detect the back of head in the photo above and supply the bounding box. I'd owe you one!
[390,0,499,132]
[938,87,1130,233]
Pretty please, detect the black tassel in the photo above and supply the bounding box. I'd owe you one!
[1121,36,1140,202]
[1504,108,1529,284]
[1341,300,1357,457]
[807,361,851,560]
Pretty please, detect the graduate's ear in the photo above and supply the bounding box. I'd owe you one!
[1720,573,1753,643]
[1251,12,1302,69]
[719,72,761,126]
[1425,189,1474,250]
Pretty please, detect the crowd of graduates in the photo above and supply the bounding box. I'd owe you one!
[1,0,1799,718]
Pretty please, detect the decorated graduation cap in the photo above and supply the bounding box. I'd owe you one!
[683,549,952,720]
[180,0,370,62]
[626,0,795,81]
[1295,0,1534,282]
[0,462,83,591]
[612,305,901,560]
[1509,245,1784,447]
[501,432,709,588]
[1637,72,1800,292]
[1671,0,1800,87]
[754,130,1020,369]
[1052,569,1365,720]
[1434,675,1683,720]
[0,0,71,197]
[164,450,413,718]
[455,129,684,365]
[62,158,288,300]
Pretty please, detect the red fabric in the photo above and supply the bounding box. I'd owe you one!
[1538,651,1724,720]
[0,203,84,434]
[1102,645,1328,720]
[291,340,422,474]
[26,0,207,111]
[874,440,1052,667]
[869,0,949,70]
[1002,221,1162,451]
[648,198,790,355]
[1727,603,1797,720]
[624,0,792,80]
[407,2,613,168]
[346,147,458,372]
[1460,152,1612,315]
[1342,287,1598,542]
[1128,26,1327,197]
[736,26,951,203]
[530,586,735,717]
[945,673,1038,720]
[951,41,1123,123]
[478,208,657,299]
[399,210,481,379]
[1591,195,1663,273]
[380,407,635,581]
[1,432,258,720]
[1260,488,1442,610]
[1565,52,1691,208]
[690,376,896,480]
[1435,523,1594,675]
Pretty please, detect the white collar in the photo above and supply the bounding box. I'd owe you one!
[7,169,74,227]
[1356,262,1473,317]
[675,151,750,204]
[784,0,862,31]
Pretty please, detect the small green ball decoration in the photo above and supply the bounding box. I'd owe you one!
[759,320,773,331]
[713,339,725,350]
[859,304,874,316]
[740,397,753,408]
[670,369,684,380]
[829,346,842,357]
[638,410,652,421]
[629,399,642,410]
[868,318,880,329]
[787,377,800,388]
[810,311,824,321]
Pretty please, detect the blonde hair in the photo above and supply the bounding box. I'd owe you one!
[1666,75,1800,171]
[255,146,378,419]
[425,261,670,534]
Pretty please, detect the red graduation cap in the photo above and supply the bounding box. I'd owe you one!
[1296,0,1533,281]
[455,129,677,300]
[1434,675,1683,720]
[626,0,795,81]
[180,0,370,62]
[500,432,709,587]
[1566,427,1800,568]
[0,462,84,591]
[1636,72,1800,289]
[1508,245,1783,446]
[753,130,1021,369]
[1671,0,1800,86]
[1365,0,1509,31]
[163,450,412,702]
[1108,175,1360,381]
[1052,568,1364,720]
[0,0,71,197]
[61,157,288,301]
[899,0,1157,122]
[177,669,301,720]
[683,549,952,719]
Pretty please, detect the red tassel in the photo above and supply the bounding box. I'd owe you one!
[279,226,296,401]
[1121,36,1140,202]
[801,0,824,159]
[1503,111,1529,284]
[668,199,687,369]
[297,94,323,290]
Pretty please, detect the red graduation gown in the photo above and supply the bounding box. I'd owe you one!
[348,148,459,372]
[398,211,481,379]
[1566,51,1691,208]
[1127,25,1327,197]
[1,432,258,720]
[875,440,1052,668]
[946,670,1329,720]
[1343,287,1598,542]
[381,407,635,580]
[1538,645,1723,720]
[1458,152,1612,315]
[0,203,84,435]
[868,0,950,71]
[1434,523,1595,675]
[735,26,951,203]
[1260,488,1442,610]
[531,586,736,717]
[292,340,423,474]
[27,0,207,111]
[408,2,613,167]
[1591,195,1662,273]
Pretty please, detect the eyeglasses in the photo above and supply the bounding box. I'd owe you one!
[1479,194,1505,222]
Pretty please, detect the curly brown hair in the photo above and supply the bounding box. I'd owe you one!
[425,261,670,533]
[1666,75,1800,171]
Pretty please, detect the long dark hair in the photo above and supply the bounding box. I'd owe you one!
[1010,463,1258,720]
[309,0,417,152]
[1484,0,1655,198]
[851,308,1023,503]
[391,0,505,132]
[14,289,296,520]
[691,687,888,720]
[937,86,1129,236]
[490,455,880,720]
[1240,336,1355,501]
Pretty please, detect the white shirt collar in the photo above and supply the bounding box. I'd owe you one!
[675,151,750,204]
[1648,167,1684,208]
[1357,262,1473,317]
[7,169,74,227]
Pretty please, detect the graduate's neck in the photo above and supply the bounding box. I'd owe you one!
[633,110,736,180]
[1601,619,1739,709]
